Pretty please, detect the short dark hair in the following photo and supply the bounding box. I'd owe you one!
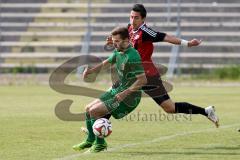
[111,27,129,40]
[132,4,147,18]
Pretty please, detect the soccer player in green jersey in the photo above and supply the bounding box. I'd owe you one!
[73,26,147,153]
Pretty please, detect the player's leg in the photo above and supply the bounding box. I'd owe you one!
[150,93,219,127]
[85,99,102,112]
[88,101,110,119]
[80,113,111,135]
[73,99,103,151]
[84,99,104,142]
[143,76,219,127]
[87,90,142,152]
[143,75,175,113]
[80,99,111,134]
[80,94,113,135]
[72,112,95,151]
[160,99,219,127]
[88,102,109,152]
[159,98,207,115]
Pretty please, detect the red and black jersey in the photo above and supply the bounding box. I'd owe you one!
[128,23,166,76]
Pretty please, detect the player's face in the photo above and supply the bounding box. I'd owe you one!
[130,11,145,30]
[112,34,129,51]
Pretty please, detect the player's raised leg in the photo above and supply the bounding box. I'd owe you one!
[160,99,219,127]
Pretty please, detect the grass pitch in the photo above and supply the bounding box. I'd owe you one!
[0,83,240,160]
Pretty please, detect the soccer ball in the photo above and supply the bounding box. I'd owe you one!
[92,118,112,138]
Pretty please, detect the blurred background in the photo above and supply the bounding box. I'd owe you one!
[0,0,240,83]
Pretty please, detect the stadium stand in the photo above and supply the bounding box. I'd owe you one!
[0,0,239,72]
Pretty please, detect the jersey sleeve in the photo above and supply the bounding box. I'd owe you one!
[141,26,166,42]
[107,51,117,64]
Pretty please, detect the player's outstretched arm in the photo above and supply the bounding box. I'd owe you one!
[163,34,202,47]
[83,59,110,81]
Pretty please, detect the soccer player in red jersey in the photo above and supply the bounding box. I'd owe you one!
[106,4,219,127]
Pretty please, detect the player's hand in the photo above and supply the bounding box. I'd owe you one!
[106,35,113,45]
[82,67,90,81]
[83,66,90,78]
[83,67,96,82]
[104,36,115,51]
[188,39,202,47]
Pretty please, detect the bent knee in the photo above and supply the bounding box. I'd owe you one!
[88,107,98,118]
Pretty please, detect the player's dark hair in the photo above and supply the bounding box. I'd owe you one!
[132,4,147,18]
[111,27,129,40]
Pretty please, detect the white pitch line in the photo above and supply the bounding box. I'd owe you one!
[55,123,240,160]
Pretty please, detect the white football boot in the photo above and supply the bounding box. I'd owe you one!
[205,106,219,128]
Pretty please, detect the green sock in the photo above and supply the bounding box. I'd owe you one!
[85,112,95,142]
[96,137,106,144]
[90,118,106,144]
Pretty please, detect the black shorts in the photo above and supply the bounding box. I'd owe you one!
[142,75,170,105]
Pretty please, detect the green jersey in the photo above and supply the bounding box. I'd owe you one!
[107,46,144,93]
[99,46,144,119]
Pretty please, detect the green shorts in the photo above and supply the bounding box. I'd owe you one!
[99,89,142,119]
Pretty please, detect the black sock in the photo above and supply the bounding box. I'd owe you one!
[175,102,207,116]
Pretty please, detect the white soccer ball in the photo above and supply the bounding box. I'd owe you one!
[92,118,112,138]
